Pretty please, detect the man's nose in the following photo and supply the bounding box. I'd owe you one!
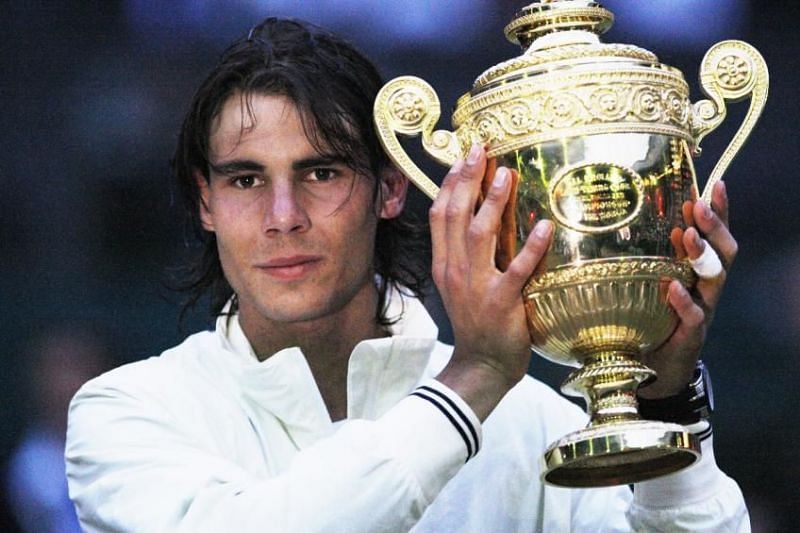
[261,181,311,234]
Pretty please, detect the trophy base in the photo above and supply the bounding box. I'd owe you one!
[542,420,700,487]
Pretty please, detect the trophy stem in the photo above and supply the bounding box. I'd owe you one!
[561,350,656,427]
[542,350,701,487]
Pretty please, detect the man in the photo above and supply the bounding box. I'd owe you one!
[66,18,747,531]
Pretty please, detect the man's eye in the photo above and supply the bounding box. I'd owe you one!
[232,175,261,189]
[309,168,337,182]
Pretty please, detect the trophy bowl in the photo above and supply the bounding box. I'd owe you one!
[374,0,767,487]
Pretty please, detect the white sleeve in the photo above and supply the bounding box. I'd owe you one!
[627,434,750,532]
[66,378,481,533]
[527,388,748,532]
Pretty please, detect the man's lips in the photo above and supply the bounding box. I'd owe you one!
[255,256,322,279]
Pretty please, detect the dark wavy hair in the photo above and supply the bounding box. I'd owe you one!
[172,17,430,325]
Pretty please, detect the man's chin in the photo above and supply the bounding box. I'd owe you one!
[249,296,344,325]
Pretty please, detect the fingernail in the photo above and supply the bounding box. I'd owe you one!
[533,220,552,238]
[451,159,464,174]
[693,230,702,248]
[672,281,689,300]
[719,180,727,200]
[492,167,508,188]
[467,143,482,165]
[699,200,712,220]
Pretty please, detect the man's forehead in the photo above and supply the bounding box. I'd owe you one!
[208,92,331,158]
[211,92,296,137]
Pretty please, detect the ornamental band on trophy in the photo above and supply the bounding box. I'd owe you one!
[373,0,768,487]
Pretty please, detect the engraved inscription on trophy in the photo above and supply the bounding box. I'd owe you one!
[549,163,643,233]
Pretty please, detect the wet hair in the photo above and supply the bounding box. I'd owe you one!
[171,17,430,325]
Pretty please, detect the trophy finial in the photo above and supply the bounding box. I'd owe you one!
[505,1,614,49]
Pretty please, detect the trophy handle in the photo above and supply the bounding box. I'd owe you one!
[374,76,463,200]
[691,40,769,203]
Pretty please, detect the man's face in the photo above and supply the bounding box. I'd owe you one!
[198,93,404,329]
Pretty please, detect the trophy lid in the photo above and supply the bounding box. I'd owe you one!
[505,0,614,48]
[471,1,659,92]
[451,0,691,155]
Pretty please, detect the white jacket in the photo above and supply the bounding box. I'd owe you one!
[66,292,748,532]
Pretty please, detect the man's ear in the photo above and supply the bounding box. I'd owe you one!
[378,167,408,220]
[195,170,215,232]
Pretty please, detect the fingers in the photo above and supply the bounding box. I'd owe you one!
[685,231,723,287]
[670,227,686,260]
[693,197,737,270]
[430,144,486,284]
[668,280,706,336]
[431,142,550,303]
[430,159,461,285]
[501,220,553,293]
[710,180,729,227]
[640,280,706,397]
[469,167,513,264]
[682,199,694,228]
[675,179,733,312]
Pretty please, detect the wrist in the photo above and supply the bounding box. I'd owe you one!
[638,360,714,425]
[637,360,697,399]
[436,356,520,421]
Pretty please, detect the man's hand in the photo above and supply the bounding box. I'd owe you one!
[433,144,553,420]
[640,181,736,399]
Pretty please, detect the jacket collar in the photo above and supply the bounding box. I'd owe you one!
[213,288,439,450]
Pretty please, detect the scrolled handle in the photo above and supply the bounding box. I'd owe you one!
[373,76,462,200]
[690,40,769,203]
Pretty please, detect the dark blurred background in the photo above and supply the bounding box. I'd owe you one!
[1,1,797,531]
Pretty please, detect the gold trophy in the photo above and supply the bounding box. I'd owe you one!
[374,1,768,487]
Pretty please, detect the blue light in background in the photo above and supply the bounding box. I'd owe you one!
[605,0,750,52]
[125,0,494,52]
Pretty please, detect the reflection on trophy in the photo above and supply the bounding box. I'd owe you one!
[374,1,768,487]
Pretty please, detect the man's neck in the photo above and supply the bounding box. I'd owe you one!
[237,284,388,420]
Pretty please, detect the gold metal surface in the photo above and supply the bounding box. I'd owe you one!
[503,2,614,47]
[543,421,701,487]
[692,40,769,203]
[373,0,768,487]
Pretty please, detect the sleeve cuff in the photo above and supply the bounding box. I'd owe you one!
[684,420,712,442]
[372,379,483,504]
[633,433,727,508]
[410,379,482,462]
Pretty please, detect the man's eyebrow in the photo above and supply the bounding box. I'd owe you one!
[208,155,349,176]
[208,160,264,176]
[292,155,348,171]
